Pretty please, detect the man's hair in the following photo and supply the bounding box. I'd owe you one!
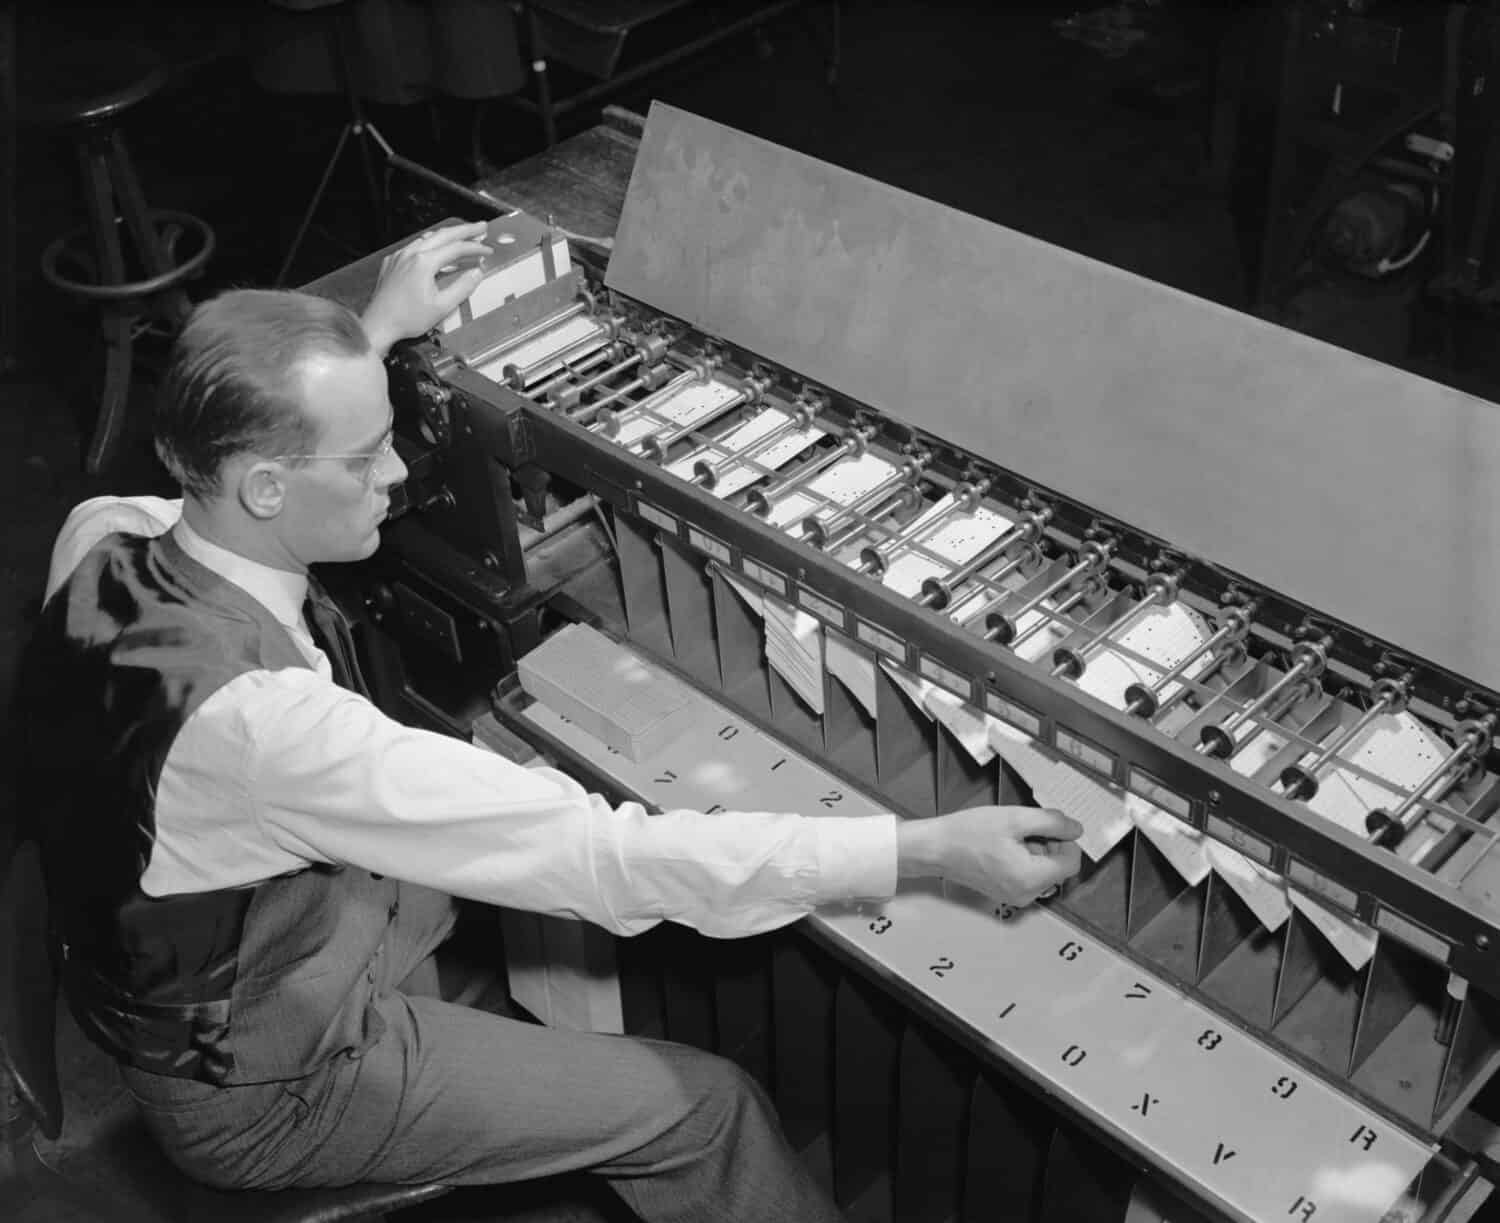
[155,289,371,498]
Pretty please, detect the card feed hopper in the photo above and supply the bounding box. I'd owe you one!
[342,103,1500,1223]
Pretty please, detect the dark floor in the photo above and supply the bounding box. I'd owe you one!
[2,0,1494,1219]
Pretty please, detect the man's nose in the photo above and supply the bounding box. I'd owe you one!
[379,450,409,490]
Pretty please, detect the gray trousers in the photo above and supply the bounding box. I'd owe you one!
[122,887,842,1223]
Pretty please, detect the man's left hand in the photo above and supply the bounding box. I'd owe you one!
[361,221,493,356]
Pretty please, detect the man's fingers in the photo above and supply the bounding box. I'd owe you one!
[422,240,494,273]
[417,220,488,244]
[430,268,486,313]
[1012,806,1084,843]
[1029,841,1081,886]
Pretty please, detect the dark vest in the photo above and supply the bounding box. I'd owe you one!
[19,531,397,1085]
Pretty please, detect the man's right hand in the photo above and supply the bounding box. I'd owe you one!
[895,805,1084,907]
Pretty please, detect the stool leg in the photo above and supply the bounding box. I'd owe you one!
[87,310,135,475]
[77,137,127,287]
[77,136,136,474]
[106,130,190,320]
[106,131,169,276]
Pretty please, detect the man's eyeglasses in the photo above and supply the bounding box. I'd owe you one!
[275,430,396,488]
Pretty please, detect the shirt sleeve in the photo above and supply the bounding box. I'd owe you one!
[46,495,184,601]
[222,668,898,937]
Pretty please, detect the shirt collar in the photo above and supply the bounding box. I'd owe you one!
[172,518,309,630]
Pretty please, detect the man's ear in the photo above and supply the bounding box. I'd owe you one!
[237,460,287,521]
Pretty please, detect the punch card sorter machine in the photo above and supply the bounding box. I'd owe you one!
[340,103,1500,1223]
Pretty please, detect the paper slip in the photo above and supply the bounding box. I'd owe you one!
[1126,793,1211,886]
[1204,839,1292,931]
[603,378,745,451]
[764,599,825,713]
[1041,762,1137,861]
[880,502,1015,599]
[1072,603,1213,711]
[876,659,995,764]
[825,631,878,717]
[881,661,936,721]
[1345,710,1449,791]
[475,314,606,387]
[721,569,765,615]
[765,452,897,529]
[924,686,997,765]
[1290,890,1379,971]
[665,406,825,499]
[1306,769,1404,840]
[986,719,1134,860]
[1303,712,1450,862]
[876,661,995,765]
[721,571,824,713]
[1227,726,1287,779]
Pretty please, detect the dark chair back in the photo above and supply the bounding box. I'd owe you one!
[0,839,63,1140]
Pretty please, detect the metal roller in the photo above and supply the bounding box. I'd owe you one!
[1123,602,1255,718]
[801,450,930,549]
[1279,674,1413,801]
[690,388,824,490]
[590,354,714,435]
[1367,714,1495,848]
[1049,568,1182,680]
[638,369,770,463]
[858,476,992,577]
[917,505,1053,611]
[1198,638,1329,759]
[744,421,877,517]
[499,304,615,389]
[983,538,1114,647]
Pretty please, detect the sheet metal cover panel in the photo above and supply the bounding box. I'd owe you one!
[605,102,1500,693]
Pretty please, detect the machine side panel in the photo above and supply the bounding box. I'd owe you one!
[605,102,1500,692]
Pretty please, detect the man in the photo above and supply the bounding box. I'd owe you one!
[19,222,1083,1221]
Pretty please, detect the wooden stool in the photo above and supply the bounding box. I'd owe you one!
[25,41,215,473]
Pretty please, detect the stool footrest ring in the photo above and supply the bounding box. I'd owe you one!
[42,210,216,303]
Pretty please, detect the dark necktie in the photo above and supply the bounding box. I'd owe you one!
[303,576,371,697]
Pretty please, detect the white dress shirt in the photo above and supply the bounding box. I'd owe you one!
[45,496,899,937]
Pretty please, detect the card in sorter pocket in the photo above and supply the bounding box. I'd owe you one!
[517,622,701,762]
